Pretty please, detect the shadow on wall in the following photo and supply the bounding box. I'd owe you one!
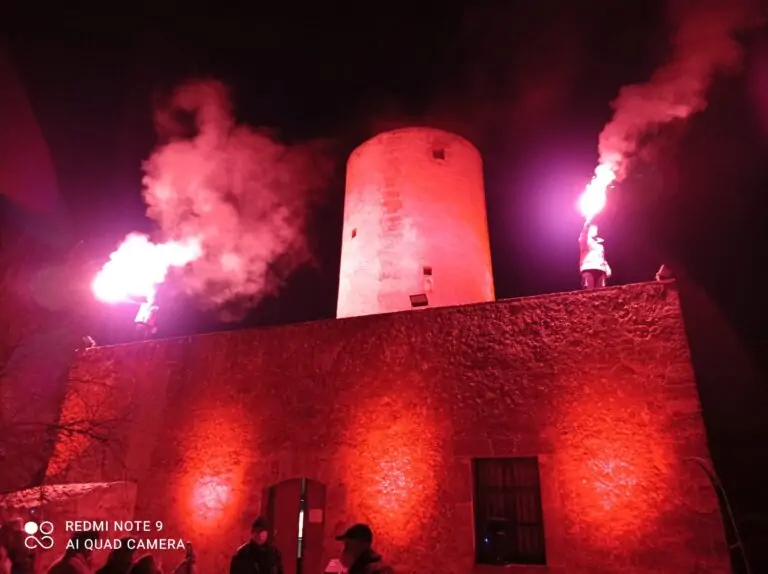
[675,274,768,574]
[675,275,768,444]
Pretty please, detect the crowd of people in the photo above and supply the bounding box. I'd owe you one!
[0,517,393,574]
[0,519,192,574]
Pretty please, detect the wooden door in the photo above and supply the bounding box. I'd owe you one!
[300,479,327,574]
[266,479,302,574]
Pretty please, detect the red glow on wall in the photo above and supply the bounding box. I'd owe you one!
[191,475,233,521]
[554,395,677,547]
[177,407,252,532]
[342,393,445,547]
[588,458,640,512]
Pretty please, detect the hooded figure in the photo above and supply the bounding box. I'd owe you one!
[579,221,611,289]
[46,531,99,574]
[335,524,393,574]
[95,538,135,574]
[229,517,283,574]
[0,519,34,574]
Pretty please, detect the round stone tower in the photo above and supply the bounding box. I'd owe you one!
[336,127,495,318]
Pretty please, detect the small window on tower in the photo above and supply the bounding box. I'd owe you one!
[423,266,434,293]
[432,148,445,160]
[410,294,429,308]
[351,228,357,238]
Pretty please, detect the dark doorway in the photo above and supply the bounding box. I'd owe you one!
[264,478,327,574]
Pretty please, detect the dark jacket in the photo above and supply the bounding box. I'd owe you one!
[229,542,283,574]
[10,554,35,574]
[348,550,393,574]
[95,560,131,574]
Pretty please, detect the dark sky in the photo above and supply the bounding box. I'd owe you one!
[2,2,767,357]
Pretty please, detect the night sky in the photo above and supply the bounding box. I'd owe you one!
[4,1,764,350]
[2,0,768,569]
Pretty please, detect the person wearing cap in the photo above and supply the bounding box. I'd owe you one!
[579,220,611,289]
[335,524,393,574]
[229,517,283,574]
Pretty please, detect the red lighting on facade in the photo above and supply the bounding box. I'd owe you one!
[191,475,233,521]
[177,408,251,532]
[555,394,677,548]
[342,393,445,548]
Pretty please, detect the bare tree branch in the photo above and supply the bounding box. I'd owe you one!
[0,226,133,500]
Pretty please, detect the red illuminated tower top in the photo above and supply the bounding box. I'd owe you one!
[337,127,495,318]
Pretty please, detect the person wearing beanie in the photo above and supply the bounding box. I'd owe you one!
[229,517,283,574]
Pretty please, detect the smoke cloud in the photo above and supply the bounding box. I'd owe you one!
[142,80,333,318]
[599,0,762,178]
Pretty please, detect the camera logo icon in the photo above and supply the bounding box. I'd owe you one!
[23,521,55,550]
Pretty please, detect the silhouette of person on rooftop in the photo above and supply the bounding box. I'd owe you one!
[579,221,611,289]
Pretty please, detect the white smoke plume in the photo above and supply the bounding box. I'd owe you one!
[142,80,333,318]
[598,0,763,179]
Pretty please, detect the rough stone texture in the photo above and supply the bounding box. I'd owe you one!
[0,481,136,572]
[338,127,495,318]
[46,281,728,573]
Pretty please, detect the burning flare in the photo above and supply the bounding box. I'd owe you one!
[577,0,760,222]
[90,79,332,325]
[142,80,332,319]
[91,232,201,305]
[579,163,615,222]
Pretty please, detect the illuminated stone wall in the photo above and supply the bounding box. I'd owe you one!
[47,281,729,573]
[337,127,495,318]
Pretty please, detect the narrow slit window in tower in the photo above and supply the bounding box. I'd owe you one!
[351,228,357,238]
[423,266,434,293]
[432,148,445,160]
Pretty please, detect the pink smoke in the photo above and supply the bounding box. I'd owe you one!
[142,80,333,317]
[597,0,762,181]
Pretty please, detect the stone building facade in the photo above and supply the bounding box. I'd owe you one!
[24,281,729,573]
